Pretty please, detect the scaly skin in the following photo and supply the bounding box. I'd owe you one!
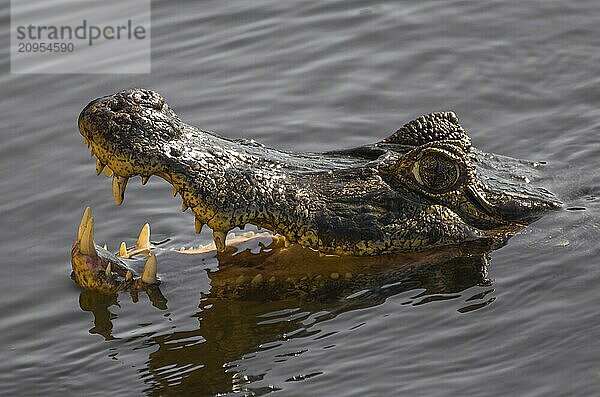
[77,88,561,256]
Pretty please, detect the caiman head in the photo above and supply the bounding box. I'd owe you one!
[77,88,561,256]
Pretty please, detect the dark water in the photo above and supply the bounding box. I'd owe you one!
[1,1,599,396]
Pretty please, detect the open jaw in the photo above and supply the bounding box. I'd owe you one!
[71,207,161,294]
[77,88,562,258]
[72,206,288,295]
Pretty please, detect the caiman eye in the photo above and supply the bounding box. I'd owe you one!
[412,152,461,192]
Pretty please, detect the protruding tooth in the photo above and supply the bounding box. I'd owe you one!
[141,175,150,185]
[78,207,91,240]
[136,223,150,250]
[105,167,113,177]
[112,176,128,206]
[173,185,178,197]
[125,270,133,281]
[181,202,188,212]
[105,263,112,276]
[84,137,90,147]
[103,244,108,250]
[96,159,105,175]
[141,253,158,284]
[213,230,227,252]
[119,241,128,258]
[194,218,203,234]
[80,217,98,257]
[90,147,95,157]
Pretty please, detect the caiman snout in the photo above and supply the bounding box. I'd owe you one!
[78,88,175,155]
[78,89,187,206]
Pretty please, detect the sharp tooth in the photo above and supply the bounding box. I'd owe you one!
[84,137,90,147]
[105,263,112,276]
[112,176,128,206]
[96,159,105,175]
[194,218,203,234]
[181,202,188,212]
[141,253,158,284]
[77,207,91,240]
[118,241,128,258]
[90,147,95,157]
[105,167,113,177]
[141,176,150,185]
[136,223,150,250]
[173,185,178,197]
[103,244,108,250]
[125,270,133,281]
[80,217,98,257]
[213,230,227,252]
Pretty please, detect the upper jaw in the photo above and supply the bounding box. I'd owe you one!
[78,90,296,251]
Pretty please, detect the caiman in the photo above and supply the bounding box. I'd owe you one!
[72,88,561,295]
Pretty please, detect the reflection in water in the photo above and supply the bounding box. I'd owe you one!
[77,239,498,396]
[78,284,169,340]
[79,291,118,340]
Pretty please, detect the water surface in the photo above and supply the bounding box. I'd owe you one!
[1,1,599,396]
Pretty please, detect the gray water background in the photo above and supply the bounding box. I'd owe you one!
[0,1,599,395]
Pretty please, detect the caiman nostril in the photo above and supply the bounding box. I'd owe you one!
[107,97,124,112]
[126,88,165,110]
